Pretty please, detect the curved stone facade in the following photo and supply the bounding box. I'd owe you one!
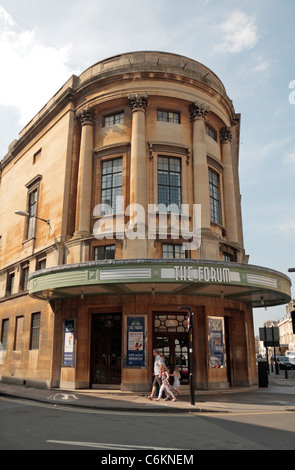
[0,52,291,391]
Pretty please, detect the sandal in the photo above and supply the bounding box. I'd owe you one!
[146,396,153,400]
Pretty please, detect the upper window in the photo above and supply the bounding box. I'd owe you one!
[101,158,123,213]
[27,189,37,239]
[162,244,187,259]
[158,156,182,211]
[30,313,41,350]
[94,245,115,260]
[104,112,124,127]
[209,169,222,224]
[1,319,9,351]
[157,110,180,124]
[206,125,217,142]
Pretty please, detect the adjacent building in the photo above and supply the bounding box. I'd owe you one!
[0,51,291,391]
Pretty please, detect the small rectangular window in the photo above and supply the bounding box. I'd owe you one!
[6,272,15,296]
[157,110,180,124]
[1,319,9,351]
[21,265,29,291]
[104,112,124,127]
[33,149,42,164]
[94,245,115,260]
[206,125,217,142]
[162,244,187,259]
[30,313,41,350]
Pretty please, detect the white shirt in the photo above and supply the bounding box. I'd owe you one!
[154,355,165,375]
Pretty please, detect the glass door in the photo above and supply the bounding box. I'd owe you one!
[153,313,189,384]
[91,314,122,386]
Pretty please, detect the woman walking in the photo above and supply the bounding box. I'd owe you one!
[156,365,176,402]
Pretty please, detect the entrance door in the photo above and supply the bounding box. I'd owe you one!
[153,313,189,384]
[91,314,122,386]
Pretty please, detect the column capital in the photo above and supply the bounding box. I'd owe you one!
[190,101,209,121]
[220,127,232,143]
[128,94,148,112]
[77,107,95,126]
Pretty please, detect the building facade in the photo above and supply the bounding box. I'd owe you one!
[0,52,291,391]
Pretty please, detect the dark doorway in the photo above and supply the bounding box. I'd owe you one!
[153,313,189,384]
[91,313,122,386]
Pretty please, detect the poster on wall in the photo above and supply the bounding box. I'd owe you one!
[208,316,226,368]
[63,319,75,366]
[126,316,145,367]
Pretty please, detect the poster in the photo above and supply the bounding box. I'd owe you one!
[126,316,145,367]
[208,316,226,368]
[63,320,75,366]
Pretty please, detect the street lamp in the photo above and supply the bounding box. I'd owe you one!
[178,305,195,406]
[15,210,50,226]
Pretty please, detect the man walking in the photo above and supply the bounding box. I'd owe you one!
[147,349,165,400]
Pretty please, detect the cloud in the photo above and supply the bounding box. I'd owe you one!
[284,148,295,165]
[213,10,259,54]
[0,4,14,26]
[0,5,78,126]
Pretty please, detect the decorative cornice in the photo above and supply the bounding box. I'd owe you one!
[76,107,95,126]
[128,94,148,112]
[190,102,210,121]
[220,127,232,143]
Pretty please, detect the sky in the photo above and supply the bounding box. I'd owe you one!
[0,0,294,334]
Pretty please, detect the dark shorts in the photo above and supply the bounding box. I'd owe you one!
[153,375,161,387]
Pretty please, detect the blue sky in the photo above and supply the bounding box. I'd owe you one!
[0,0,294,333]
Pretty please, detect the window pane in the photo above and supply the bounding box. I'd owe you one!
[209,169,222,224]
[94,245,115,260]
[101,158,123,213]
[1,319,9,351]
[158,157,181,211]
[30,313,40,350]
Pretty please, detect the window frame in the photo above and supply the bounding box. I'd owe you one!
[101,157,123,214]
[157,156,182,212]
[1,319,9,351]
[30,312,41,350]
[157,110,181,124]
[103,111,124,128]
[209,168,222,225]
[94,245,116,260]
[162,244,188,259]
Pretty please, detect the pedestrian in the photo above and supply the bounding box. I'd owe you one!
[171,365,181,397]
[156,365,176,401]
[146,349,165,400]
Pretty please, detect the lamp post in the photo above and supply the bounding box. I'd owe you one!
[15,210,56,239]
[15,210,50,226]
[178,305,195,406]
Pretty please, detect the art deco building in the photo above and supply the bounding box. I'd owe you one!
[0,52,291,391]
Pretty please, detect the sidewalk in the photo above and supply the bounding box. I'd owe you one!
[1,371,295,414]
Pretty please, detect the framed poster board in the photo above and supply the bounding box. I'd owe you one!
[63,319,75,366]
[208,316,226,368]
[126,316,145,367]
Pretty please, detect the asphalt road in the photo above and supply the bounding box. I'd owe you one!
[1,395,295,452]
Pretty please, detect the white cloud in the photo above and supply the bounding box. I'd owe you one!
[0,5,77,126]
[284,148,295,165]
[213,10,259,54]
[0,5,14,26]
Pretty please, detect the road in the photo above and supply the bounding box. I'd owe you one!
[1,395,295,452]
